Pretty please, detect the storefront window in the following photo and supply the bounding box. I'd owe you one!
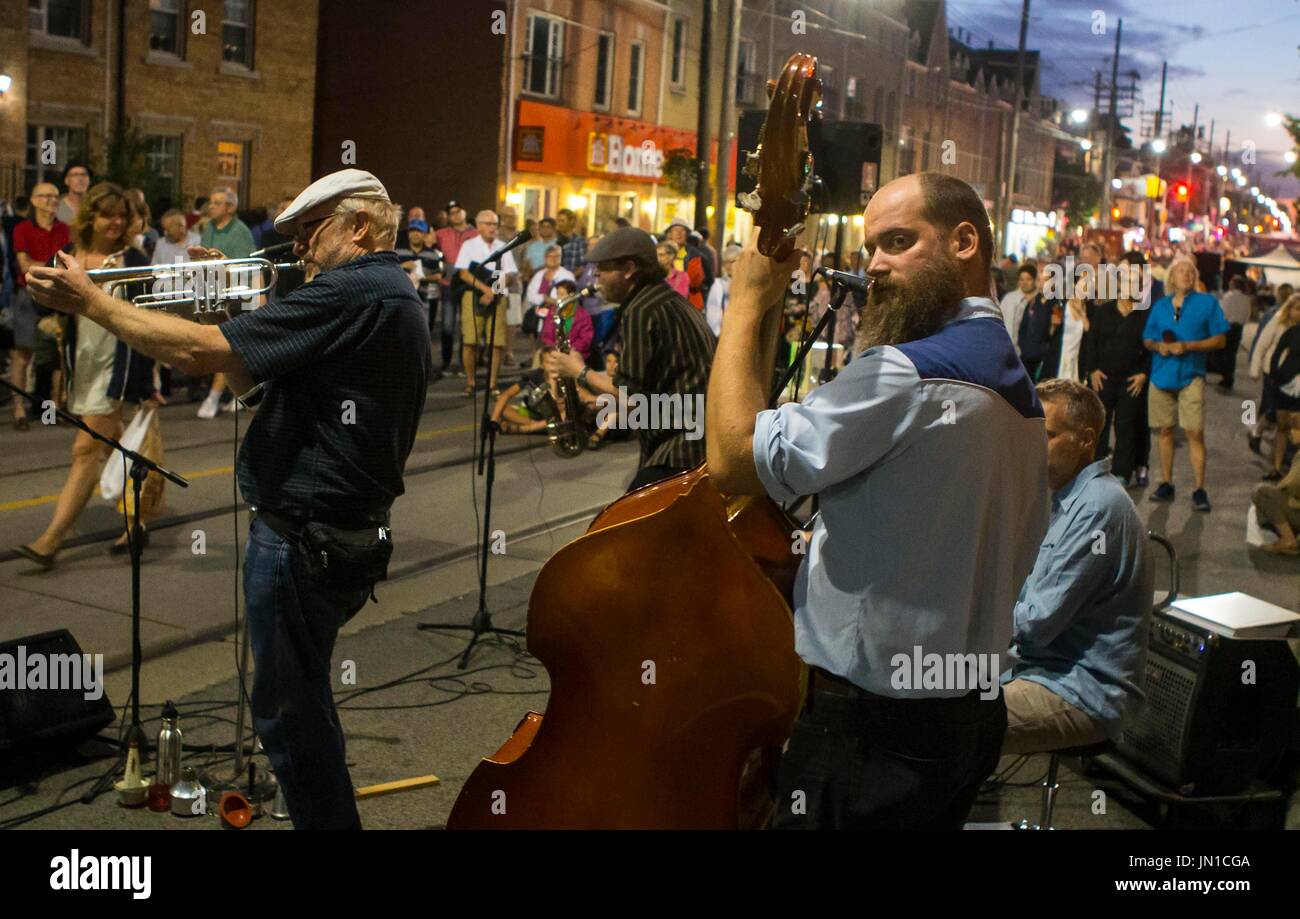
[593,193,637,236]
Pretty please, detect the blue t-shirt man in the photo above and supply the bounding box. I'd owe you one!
[1141,283,1230,511]
[1142,290,1231,392]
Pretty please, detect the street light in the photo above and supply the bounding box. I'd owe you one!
[1111,178,1123,189]
[1216,165,1227,176]
[1151,139,1167,154]
[1231,167,1242,178]
[1079,139,1092,151]
[1190,152,1202,164]
[1251,186,1259,195]
[1265,112,1283,127]
[1286,151,1298,165]
[1070,108,1089,125]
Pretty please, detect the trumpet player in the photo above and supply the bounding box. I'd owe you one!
[25,168,434,830]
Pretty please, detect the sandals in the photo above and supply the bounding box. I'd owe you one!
[13,544,56,570]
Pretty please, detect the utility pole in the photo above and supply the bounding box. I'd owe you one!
[1154,60,1166,136]
[694,0,714,230]
[997,0,1031,257]
[1099,18,1122,228]
[713,0,742,249]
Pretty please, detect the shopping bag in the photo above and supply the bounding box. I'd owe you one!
[99,407,154,502]
[118,408,166,520]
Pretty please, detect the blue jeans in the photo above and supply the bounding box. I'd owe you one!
[244,516,370,829]
[438,285,459,367]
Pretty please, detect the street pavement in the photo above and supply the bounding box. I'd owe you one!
[0,347,1296,829]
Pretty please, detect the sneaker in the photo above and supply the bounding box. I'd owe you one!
[1150,482,1175,503]
[1136,467,1149,487]
[1248,435,1262,455]
[1191,488,1211,512]
[197,391,221,419]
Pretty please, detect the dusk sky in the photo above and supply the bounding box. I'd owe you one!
[946,0,1300,198]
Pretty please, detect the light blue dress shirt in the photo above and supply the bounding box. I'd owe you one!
[1005,458,1151,737]
[752,298,1050,698]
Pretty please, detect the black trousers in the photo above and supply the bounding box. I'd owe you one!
[1096,377,1149,479]
[1219,323,1243,386]
[770,686,1007,830]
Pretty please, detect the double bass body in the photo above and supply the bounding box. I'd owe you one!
[447,467,805,829]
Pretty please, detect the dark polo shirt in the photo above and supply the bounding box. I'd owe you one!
[221,251,432,526]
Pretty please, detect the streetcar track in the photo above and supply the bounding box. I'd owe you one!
[0,434,631,563]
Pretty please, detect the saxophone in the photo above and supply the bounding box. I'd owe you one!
[546,287,593,457]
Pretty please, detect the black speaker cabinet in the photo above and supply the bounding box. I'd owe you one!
[1117,611,1299,795]
[0,629,115,755]
[735,112,883,217]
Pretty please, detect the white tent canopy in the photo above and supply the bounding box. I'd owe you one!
[1229,244,1300,289]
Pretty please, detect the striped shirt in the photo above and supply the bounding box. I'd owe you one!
[613,278,715,468]
[220,251,433,526]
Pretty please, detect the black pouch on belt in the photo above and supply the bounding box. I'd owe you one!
[298,521,393,591]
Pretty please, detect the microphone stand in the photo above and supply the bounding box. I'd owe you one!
[419,239,527,669]
[0,378,191,803]
[769,280,852,407]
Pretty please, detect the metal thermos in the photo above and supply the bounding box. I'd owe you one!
[156,701,183,786]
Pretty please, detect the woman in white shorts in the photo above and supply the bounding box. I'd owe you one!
[13,183,159,570]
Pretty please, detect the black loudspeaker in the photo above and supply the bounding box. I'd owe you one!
[0,629,115,755]
[734,108,767,202]
[734,112,883,216]
[814,121,883,215]
[1116,611,1299,795]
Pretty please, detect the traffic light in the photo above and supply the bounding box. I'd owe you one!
[1175,183,1189,201]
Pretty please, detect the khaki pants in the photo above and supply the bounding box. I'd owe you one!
[1148,376,1205,431]
[461,292,507,348]
[1001,678,1106,756]
[1253,483,1300,530]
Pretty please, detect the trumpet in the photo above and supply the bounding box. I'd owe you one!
[86,256,304,317]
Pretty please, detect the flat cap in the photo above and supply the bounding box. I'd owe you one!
[275,168,391,236]
[587,226,657,266]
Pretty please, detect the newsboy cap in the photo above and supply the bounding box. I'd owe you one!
[275,168,391,236]
[587,226,657,267]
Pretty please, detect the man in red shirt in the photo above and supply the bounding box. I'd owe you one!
[10,182,70,430]
[434,201,477,374]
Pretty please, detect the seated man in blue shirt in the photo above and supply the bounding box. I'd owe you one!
[1003,378,1151,754]
[709,172,1049,829]
[1143,258,1229,511]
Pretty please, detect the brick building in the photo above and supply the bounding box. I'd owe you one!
[0,0,317,216]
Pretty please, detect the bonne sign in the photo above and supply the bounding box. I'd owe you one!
[589,132,665,180]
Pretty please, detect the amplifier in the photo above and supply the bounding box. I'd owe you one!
[1116,611,1298,794]
[0,629,115,756]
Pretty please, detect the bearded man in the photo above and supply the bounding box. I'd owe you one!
[707,172,1050,829]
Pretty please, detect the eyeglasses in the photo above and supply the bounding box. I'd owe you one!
[295,214,336,247]
[31,193,58,200]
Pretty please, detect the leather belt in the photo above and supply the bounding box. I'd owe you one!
[811,667,867,699]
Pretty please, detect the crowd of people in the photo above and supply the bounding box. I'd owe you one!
[3,162,1298,569]
[989,241,1298,548]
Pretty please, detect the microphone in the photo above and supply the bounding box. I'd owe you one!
[251,241,295,258]
[482,227,533,268]
[815,266,872,295]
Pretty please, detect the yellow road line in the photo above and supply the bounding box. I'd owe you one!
[0,422,479,514]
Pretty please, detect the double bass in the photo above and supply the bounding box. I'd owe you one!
[448,54,823,830]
